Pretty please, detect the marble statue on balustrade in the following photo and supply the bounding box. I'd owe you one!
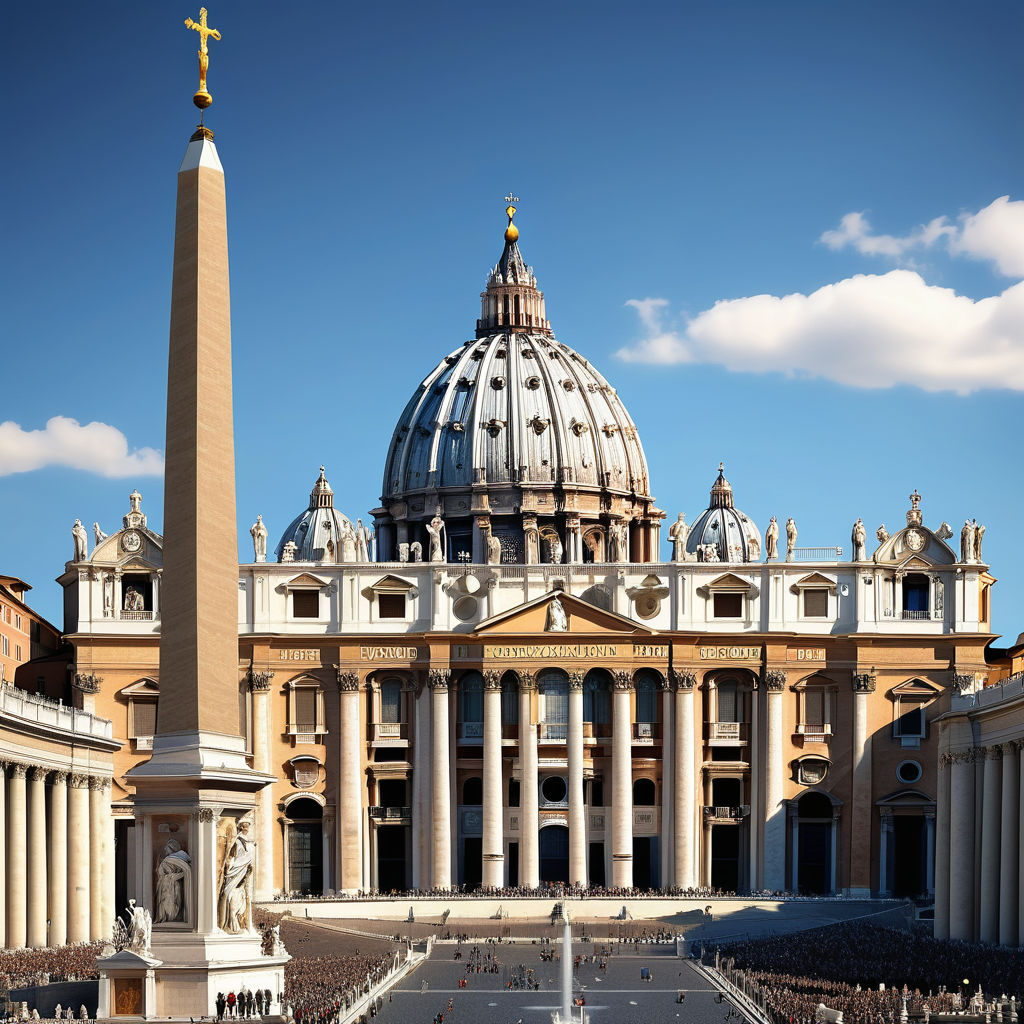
[974,520,985,562]
[72,519,89,561]
[129,489,142,514]
[398,542,409,563]
[852,518,867,561]
[487,533,502,565]
[410,541,423,562]
[218,818,256,934]
[338,520,356,562]
[94,522,108,544]
[426,514,446,563]
[701,542,720,563]
[250,515,268,562]
[545,533,563,564]
[668,513,689,562]
[785,517,798,562]
[154,839,193,924]
[123,587,144,612]
[355,519,370,561]
[876,524,889,544]
[545,596,568,632]
[609,521,627,563]
[961,520,975,562]
[765,516,779,561]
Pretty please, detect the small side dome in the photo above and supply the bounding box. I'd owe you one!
[275,466,356,563]
[686,464,762,563]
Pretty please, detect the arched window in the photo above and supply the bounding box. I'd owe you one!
[538,669,568,741]
[903,573,929,614]
[501,675,519,726]
[583,669,611,726]
[798,791,833,818]
[460,672,483,724]
[463,777,483,805]
[634,670,660,724]
[633,778,656,806]
[380,679,402,724]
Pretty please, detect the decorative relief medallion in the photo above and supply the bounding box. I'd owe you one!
[904,528,925,552]
[121,529,142,554]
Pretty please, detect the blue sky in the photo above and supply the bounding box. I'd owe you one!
[2,1,1022,639]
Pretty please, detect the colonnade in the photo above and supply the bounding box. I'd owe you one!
[1,762,114,949]
[935,740,1024,945]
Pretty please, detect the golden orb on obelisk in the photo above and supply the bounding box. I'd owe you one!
[184,7,221,111]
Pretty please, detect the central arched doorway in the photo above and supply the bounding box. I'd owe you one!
[285,797,323,895]
[539,825,570,883]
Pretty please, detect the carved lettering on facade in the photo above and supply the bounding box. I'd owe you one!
[485,644,619,660]
[699,646,761,661]
[633,645,669,659]
[787,648,826,662]
[359,646,422,661]
[278,649,318,662]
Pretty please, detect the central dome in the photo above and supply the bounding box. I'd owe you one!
[374,209,661,565]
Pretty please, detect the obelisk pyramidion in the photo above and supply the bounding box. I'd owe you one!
[99,14,287,1020]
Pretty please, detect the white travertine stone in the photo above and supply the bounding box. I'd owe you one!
[611,684,632,888]
[764,684,785,890]
[568,679,586,887]
[998,742,1019,947]
[948,753,976,940]
[27,767,48,948]
[482,680,504,888]
[933,757,951,940]
[48,772,68,948]
[7,765,27,949]
[178,137,224,173]
[849,685,873,895]
[89,778,106,940]
[674,683,695,889]
[250,685,274,899]
[412,687,429,889]
[430,678,452,888]
[979,748,1002,943]
[340,683,363,892]
[67,775,90,943]
[519,681,539,888]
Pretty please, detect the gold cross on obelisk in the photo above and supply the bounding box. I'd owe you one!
[184,7,221,113]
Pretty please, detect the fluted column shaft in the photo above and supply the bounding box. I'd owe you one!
[948,753,976,940]
[482,675,504,888]
[430,674,452,889]
[412,685,430,889]
[67,774,91,943]
[27,768,49,948]
[850,677,875,895]
[979,747,1003,943]
[611,679,633,888]
[568,677,586,887]
[0,763,7,948]
[933,757,951,940]
[764,674,786,891]
[89,777,107,940]
[998,742,1019,947]
[48,772,68,948]
[674,680,696,889]
[250,679,275,899]
[338,676,363,893]
[7,765,28,948]
[519,678,539,888]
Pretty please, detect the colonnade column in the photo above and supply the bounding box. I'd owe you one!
[482,671,505,888]
[249,670,275,899]
[611,671,633,888]
[673,671,696,889]
[998,741,1019,947]
[67,774,92,943]
[763,670,786,891]
[89,776,107,940]
[337,670,363,893]
[660,676,674,889]
[0,763,6,947]
[947,750,976,940]
[933,755,951,939]
[568,672,586,887]
[7,764,28,948]
[519,673,539,888]
[1019,745,1024,949]
[428,670,452,889]
[27,767,49,948]
[979,745,1003,943]
[850,672,875,895]
[101,780,115,937]
[49,771,69,948]
[412,682,430,889]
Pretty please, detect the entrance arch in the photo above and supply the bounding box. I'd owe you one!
[539,824,570,883]
[284,797,323,895]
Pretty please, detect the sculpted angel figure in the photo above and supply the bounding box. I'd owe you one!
[974,520,985,562]
[668,513,689,562]
[877,524,889,543]
[960,519,975,562]
[155,839,193,924]
[785,517,798,562]
[250,515,268,562]
[94,523,108,544]
[852,518,867,561]
[425,514,446,563]
[72,519,88,561]
[217,819,256,934]
[765,516,779,561]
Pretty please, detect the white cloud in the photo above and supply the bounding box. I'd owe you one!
[819,211,955,259]
[616,271,1024,394]
[0,416,164,478]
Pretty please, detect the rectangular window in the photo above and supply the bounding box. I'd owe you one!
[591,777,604,806]
[14,645,22,661]
[717,682,739,723]
[294,688,317,731]
[803,588,829,617]
[895,704,925,738]
[713,592,743,618]
[133,701,157,738]
[292,590,319,618]
[1,635,8,656]
[804,689,825,728]
[15,614,21,630]
[378,593,406,619]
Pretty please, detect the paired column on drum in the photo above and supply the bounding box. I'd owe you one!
[519,674,539,889]
[482,671,505,888]
[428,670,453,889]
[763,671,786,891]
[568,672,586,887]
[249,670,276,899]
[337,670,364,893]
[673,670,696,889]
[611,671,633,888]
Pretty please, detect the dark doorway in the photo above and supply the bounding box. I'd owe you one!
[710,825,740,891]
[463,837,482,890]
[115,819,134,914]
[798,823,830,894]
[288,824,323,894]
[376,825,407,893]
[589,842,606,887]
[508,842,519,887]
[540,826,569,883]
[632,836,657,890]
[892,816,925,897]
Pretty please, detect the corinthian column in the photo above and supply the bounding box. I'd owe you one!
[27,767,49,948]
[337,669,364,893]
[67,773,91,943]
[412,681,429,889]
[568,672,586,887]
[611,672,633,888]
[482,671,505,888]
[249,670,275,899]
[89,776,108,940]
[429,670,452,889]
[519,673,539,888]
[948,750,976,940]
[48,771,68,948]
[763,670,786,891]
[933,755,951,940]
[850,671,875,895]
[7,764,28,949]
[0,762,7,947]
[979,746,1003,944]
[998,741,1019,947]
[673,670,696,889]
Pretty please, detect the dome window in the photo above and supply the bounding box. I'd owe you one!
[570,419,589,436]
[561,379,576,391]
[491,376,506,390]
[525,375,541,390]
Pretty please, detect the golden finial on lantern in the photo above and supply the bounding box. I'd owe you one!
[504,194,520,243]
[184,7,221,113]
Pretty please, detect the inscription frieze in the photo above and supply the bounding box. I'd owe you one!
[699,646,761,661]
[359,646,423,661]
[485,643,620,660]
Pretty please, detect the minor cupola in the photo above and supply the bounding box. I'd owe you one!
[686,463,762,563]
[476,203,552,337]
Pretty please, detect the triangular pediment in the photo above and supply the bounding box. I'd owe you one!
[119,677,159,698]
[705,573,756,591]
[895,555,933,571]
[369,574,418,593]
[474,589,655,636]
[283,572,330,589]
[889,677,941,698]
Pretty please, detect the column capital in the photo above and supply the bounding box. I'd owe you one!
[9,762,29,779]
[483,670,502,691]
[335,666,361,692]
[68,772,91,788]
[29,766,49,782]
[952,672,974,694]
[612,670,633,692]
[74,672,102,694]
[194,806,218,823]
[852,670,877,693]
[51,770,69,785]
[983,744,1003,761]
[999,740,1019,757]
[940,749,977,766]
[764,669,787,692]
[427,668,451,692]
[517,670,536,692]
[88,775,109,791]
[670,668,696,692]
[568,671,584,691]
[248,668,275,693]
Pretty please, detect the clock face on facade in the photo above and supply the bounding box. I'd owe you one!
[905,528,925,552]
[121,530,142,553]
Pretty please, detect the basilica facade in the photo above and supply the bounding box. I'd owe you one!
[1,209,1001,950]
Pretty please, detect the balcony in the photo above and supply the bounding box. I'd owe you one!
[369,805,411,820]
[373,722,408,743]
[633,722,660,743]
[460,722,483,741]
[288,722,325,744]
[884,609,936,622]
[103,609,157,621]
[538,722,567,742]
[708,722,748,744]
[795,723,832,744]
[703,805,750,821]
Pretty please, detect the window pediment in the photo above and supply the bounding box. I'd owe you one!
[282,572,331,591]
[698,573,759,599]
[120,677,159,698]
[888,677,941,699]
[363,574,419,599]
[790,572,837,595]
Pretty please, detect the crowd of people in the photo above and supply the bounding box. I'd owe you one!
[713,922,1023,1024]
[0,945,102,996]
[272,882,769,901]
[282,952,396,1024]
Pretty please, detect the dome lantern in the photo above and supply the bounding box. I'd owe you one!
[685,464,762,563]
